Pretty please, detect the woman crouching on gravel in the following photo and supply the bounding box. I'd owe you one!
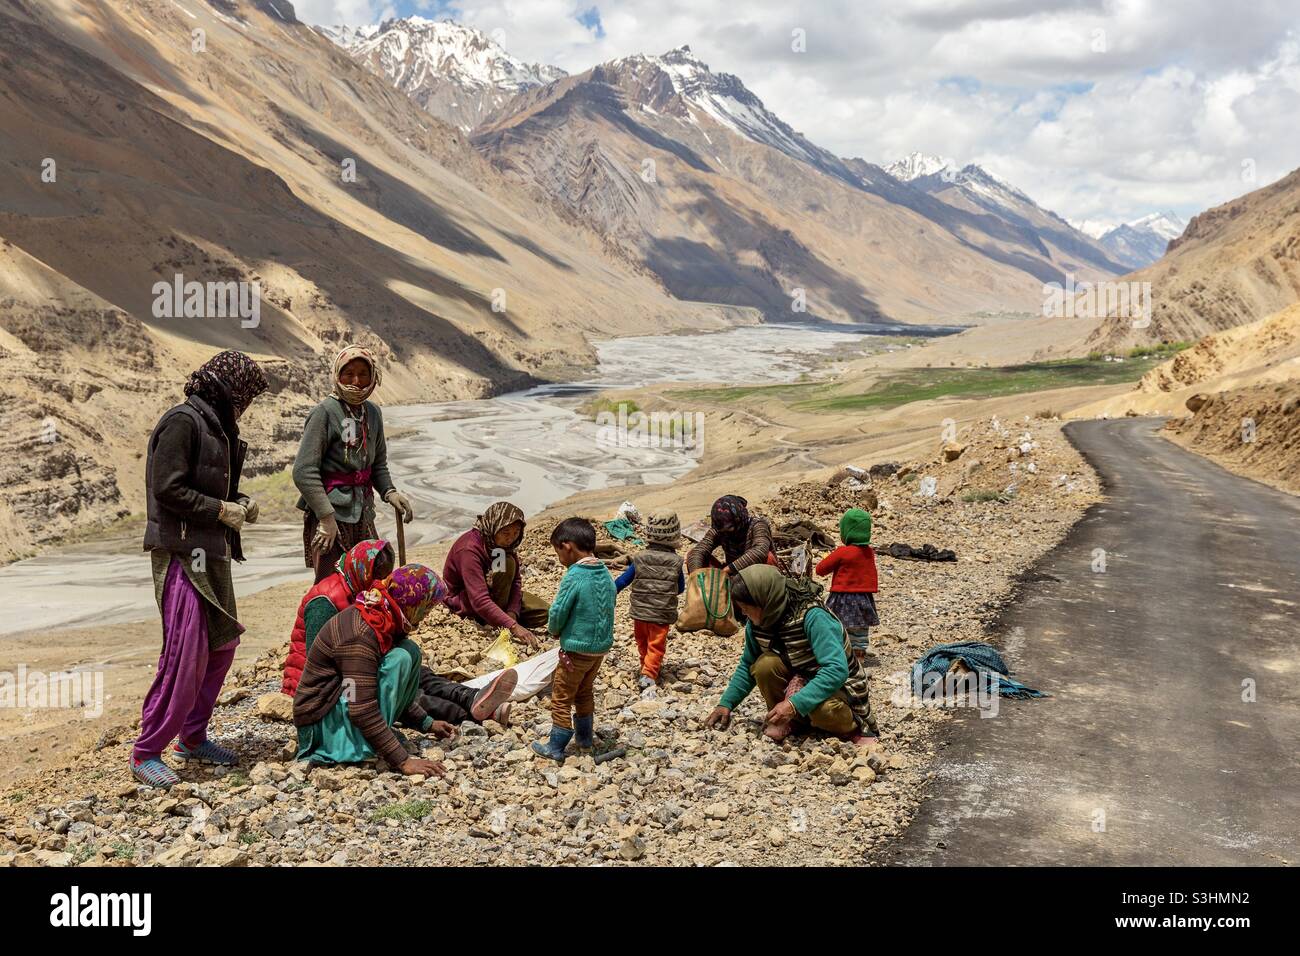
[704,565,879,745]
[133,350,269,788]
[293,345,415,583]
[293,565,513,776]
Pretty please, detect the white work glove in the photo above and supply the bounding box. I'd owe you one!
[385,489,415,523]
[310,512,339,555]
[218,500,247,532]
[238,495,259,525]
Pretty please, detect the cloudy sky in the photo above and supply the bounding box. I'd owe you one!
[293,0,1300,228]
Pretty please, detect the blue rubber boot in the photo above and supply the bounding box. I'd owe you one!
[573,714,595,752]
[532,726,574,762]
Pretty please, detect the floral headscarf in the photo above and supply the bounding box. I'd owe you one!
[335,538,394,596]
[184,350,268,435]
[355,564,446,651]
[710,495,751,542]
[332,344,381,406]
[474,501,526,549]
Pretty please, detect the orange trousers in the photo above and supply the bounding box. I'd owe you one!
[633,620,670,681]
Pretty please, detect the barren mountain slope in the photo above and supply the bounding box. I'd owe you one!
[0,0,745,559]
[474,50,1070,324]
[1088,167,1300,349]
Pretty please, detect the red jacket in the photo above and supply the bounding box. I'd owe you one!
[815,544,879,593]
[282,575,351,697]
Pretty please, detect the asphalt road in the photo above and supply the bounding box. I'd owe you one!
[893,417,1300,866]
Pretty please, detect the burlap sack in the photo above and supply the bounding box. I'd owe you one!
[676,568,740,636]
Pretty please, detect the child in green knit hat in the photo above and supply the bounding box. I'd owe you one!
[815,508,880,663]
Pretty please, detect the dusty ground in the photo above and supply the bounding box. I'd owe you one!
[0,407,1100,866]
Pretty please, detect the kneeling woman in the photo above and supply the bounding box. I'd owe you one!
[294,564,449,777]
[705,565,879,743]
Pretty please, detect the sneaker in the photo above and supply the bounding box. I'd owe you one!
[131,756,181,789]
[492,701,512,727]
[471,669,518,722]
[638,674,656,691]
[173,739,238,766]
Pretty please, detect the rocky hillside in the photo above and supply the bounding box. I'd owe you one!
[1088,167,1300,349]
[0,417,1100,865]
[1165,382,1300,495]
[0,0,744,559]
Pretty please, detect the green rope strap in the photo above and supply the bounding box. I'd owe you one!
[697,570,733,625]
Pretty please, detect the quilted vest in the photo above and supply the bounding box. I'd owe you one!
[629,545,684,625]
[143,396,247,561]
[752,590,875,732]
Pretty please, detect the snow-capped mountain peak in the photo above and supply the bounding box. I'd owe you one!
[316,17,567,133]
[599,46,825,166]
[1127,211,1185,242]
[884,152,954,182]
[1077,211,1187,269]
[321,17,565,93]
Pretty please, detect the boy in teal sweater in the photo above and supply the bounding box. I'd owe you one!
[533,518,616,761]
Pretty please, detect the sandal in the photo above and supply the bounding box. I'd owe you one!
[471,668,518,722]
[131,756,181,789]
[173,739,238,765]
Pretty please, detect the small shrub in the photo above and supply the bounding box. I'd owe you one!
[369,799,435,824]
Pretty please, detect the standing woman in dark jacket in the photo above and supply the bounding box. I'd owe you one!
[132,350,269,788]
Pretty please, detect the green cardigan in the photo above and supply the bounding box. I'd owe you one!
[718,607,849,716]
[548,559,616,655]
[292,397,395,525]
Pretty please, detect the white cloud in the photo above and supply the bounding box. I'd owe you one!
[296,0,1300,225]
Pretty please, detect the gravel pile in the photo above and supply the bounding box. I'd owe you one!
[0,417,1098,867]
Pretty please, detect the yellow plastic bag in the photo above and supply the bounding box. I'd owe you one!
[482,629,519,669]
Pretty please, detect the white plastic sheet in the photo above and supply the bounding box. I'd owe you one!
[465,647,560,701]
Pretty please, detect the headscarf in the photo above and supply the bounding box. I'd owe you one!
[474,501,526,549]
[710,495,751,543]
[355,564,446,652]
[735,565,789,628]
[332,345,381,406]
[839,508,873,546]
[184,350,268,437]
[335,538,394,596]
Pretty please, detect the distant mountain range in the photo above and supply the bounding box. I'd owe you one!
[1070,211,1188,270]
[323,19,1138,322]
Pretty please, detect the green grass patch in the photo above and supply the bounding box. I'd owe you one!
[239,467,304,524]
[368,799,435,823]
[962,490,1003,503]
[110,842,136,861]
[71,843,97,865]
[674,380,829,405]
[796,354,1173,413]
[580,397,641,420]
